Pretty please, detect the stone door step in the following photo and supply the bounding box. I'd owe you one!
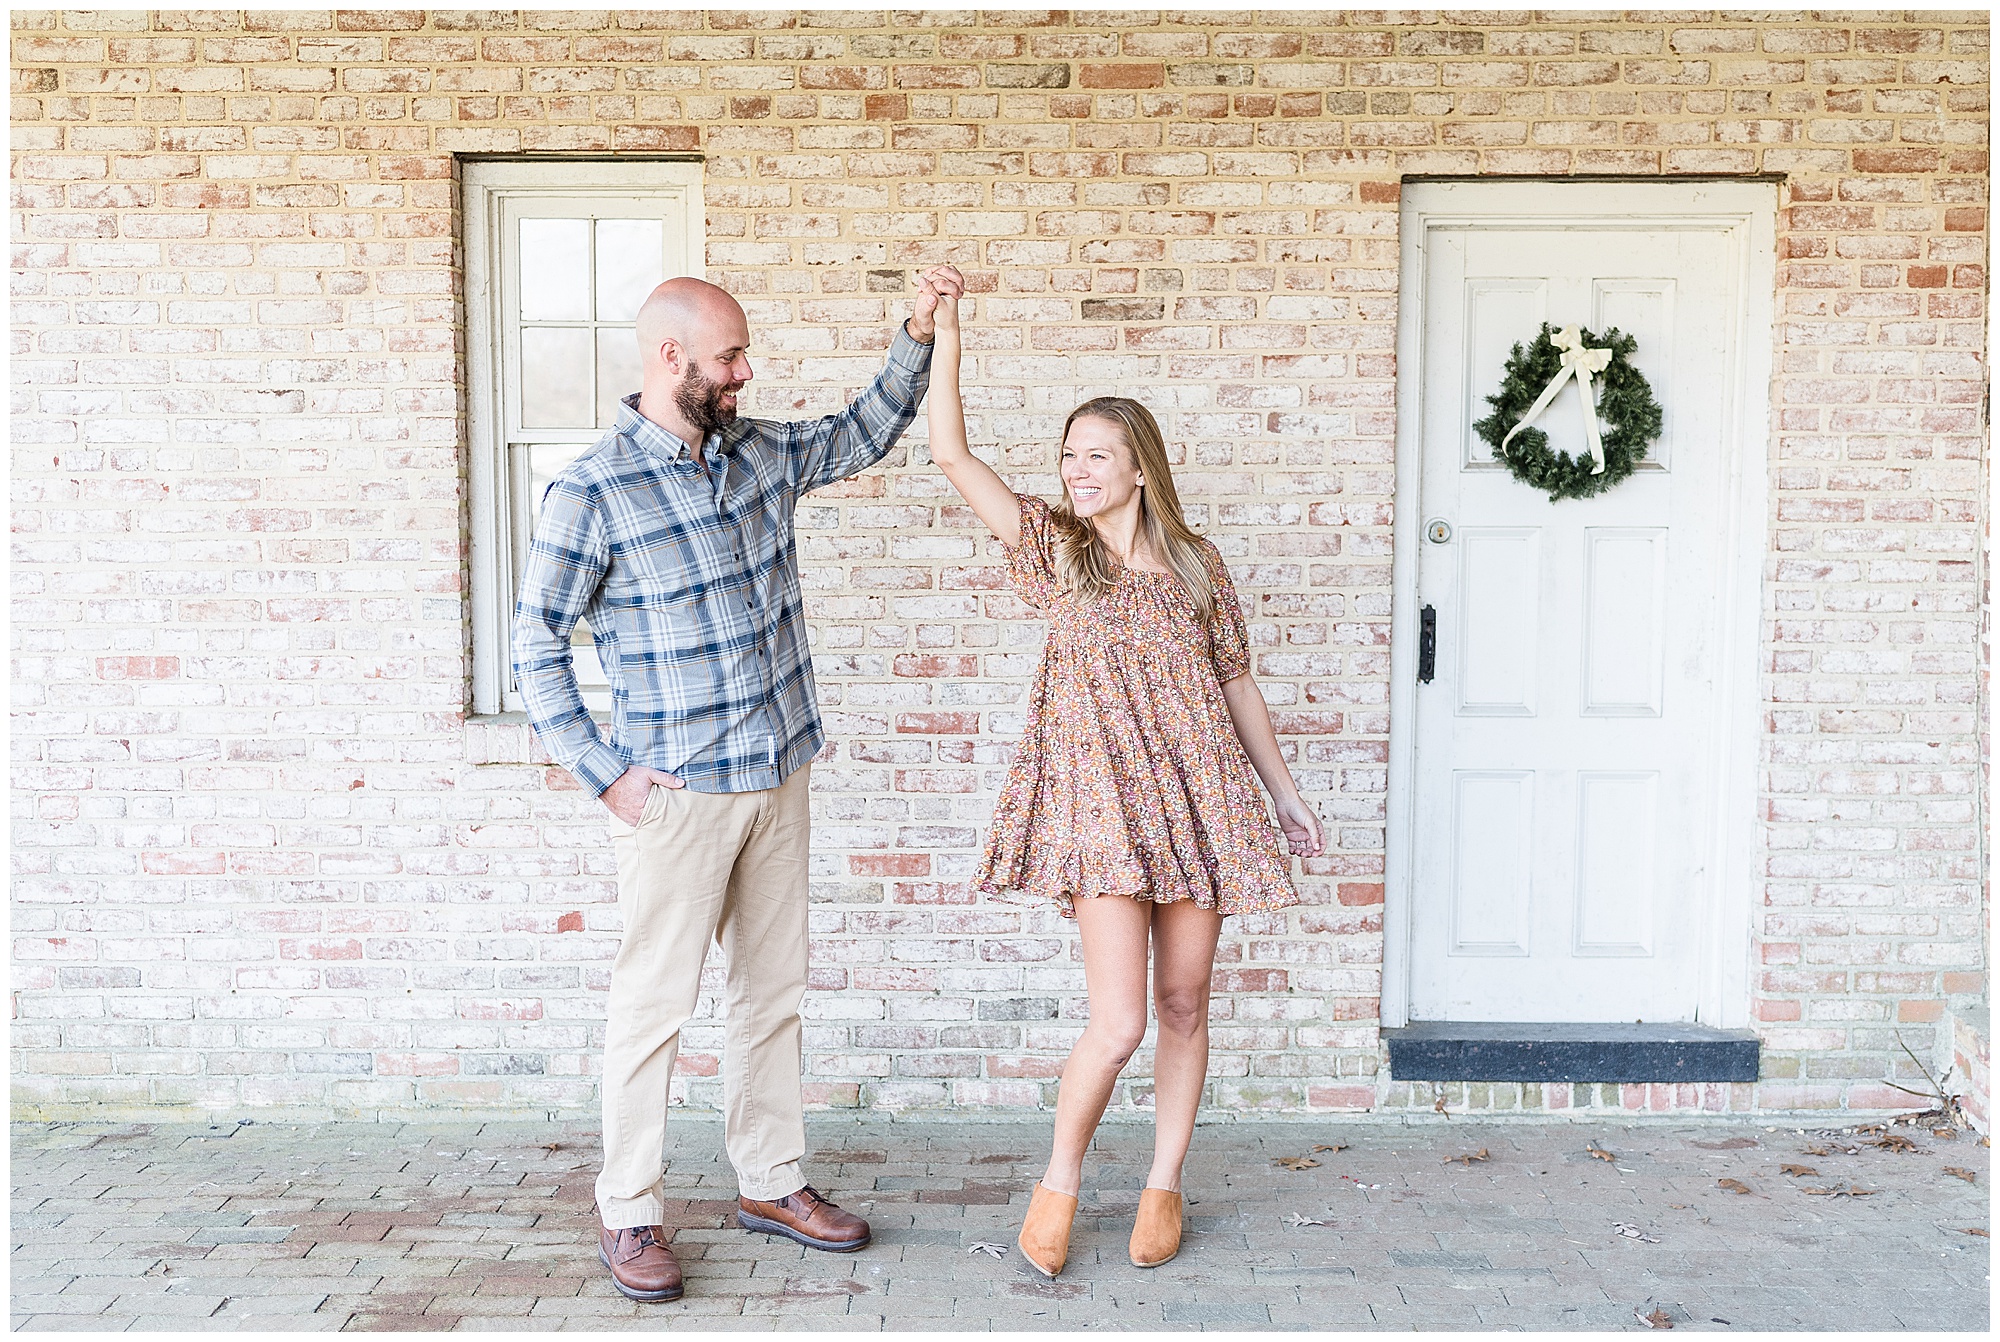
[1382,1021,1760,1083]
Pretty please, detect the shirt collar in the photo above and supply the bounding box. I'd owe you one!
[618,392,729,464]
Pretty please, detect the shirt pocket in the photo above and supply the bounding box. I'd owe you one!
[603,527,708,605]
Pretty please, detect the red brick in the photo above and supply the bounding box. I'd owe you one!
[1852,147,1942,173]
[1079,62,1164,88]
[848,853,931,877]
[892,654,979,678]
[96,656,179,680]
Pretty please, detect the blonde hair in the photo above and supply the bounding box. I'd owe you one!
[1049,397,1215,622]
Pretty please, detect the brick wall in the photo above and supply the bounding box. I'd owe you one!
[10,9,1988,1120]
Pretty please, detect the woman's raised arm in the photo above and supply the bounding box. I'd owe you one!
[921,274,1021,548]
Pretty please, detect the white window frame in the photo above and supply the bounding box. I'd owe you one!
[464,158,706,715]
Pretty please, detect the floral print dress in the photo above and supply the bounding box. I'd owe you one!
[973,493,1303,919]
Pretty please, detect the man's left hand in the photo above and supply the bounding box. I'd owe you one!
[907,264,966,341]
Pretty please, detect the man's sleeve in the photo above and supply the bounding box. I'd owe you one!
[790,321,934,495]
[510,479,628,796]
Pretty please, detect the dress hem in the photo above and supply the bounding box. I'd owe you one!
[976,880,1302,922]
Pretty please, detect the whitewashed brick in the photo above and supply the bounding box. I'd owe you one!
[6,7,1987,1122]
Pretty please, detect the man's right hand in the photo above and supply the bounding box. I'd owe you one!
[601,765,685,825]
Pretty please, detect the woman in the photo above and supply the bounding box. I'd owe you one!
[916,270,1324,1276]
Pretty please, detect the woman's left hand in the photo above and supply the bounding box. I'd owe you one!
[1275,794,1324,858]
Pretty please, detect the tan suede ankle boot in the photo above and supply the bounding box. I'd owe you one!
[1017,1182,1078,1278]
[1128,1187,1183,1268]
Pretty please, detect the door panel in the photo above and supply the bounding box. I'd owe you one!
[1573,771,1659,955]
[1407,214,1744,1024]
[1456,528,1540,716]
[1460,281,1547,468]
[1592,281,1677,470]
[1581,528,1667,717]
[1450,771,1534,955]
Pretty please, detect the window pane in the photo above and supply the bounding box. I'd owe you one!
[519,327,593,428]
[595,218,665,322]
[597,327,642,428]
[523,442,607,688]
[528,442,589,506]
[519,218,591,320]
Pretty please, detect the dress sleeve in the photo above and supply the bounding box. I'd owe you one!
[1001,493,1059,608]
[1205,544,1251,682]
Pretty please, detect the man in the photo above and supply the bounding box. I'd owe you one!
[513,266,965,1302]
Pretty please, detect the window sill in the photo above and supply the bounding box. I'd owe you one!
[464,711,608,768]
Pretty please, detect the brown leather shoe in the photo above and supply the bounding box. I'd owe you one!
[737,1184,871,1252]
[598,1223,684,1302]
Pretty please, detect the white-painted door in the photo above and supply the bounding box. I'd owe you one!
[1402,183,1767,1024]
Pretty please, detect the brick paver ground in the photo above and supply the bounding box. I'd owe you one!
[11,1115,1989,1331]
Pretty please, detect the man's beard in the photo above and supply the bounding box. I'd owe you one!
[675,365,739,437]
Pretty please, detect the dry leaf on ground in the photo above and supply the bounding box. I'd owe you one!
[1612,1222,1660,1243]
[1958,1227,1989,1237]
[1312,1143,1347,1154]
[1283,1213,1329,1227]
[1691,1136,1758,1150]
[1717,1178,1754,1194]
[1932,1127,1959,1140]
[1274,1156,1320,1171]
[1802,1184,1879,1198]
[1943,1167,1976,1184]
[967,1241,1007,1257]
[1780,1164,1817,1177]
[1874,1133,1920,1153]
[1586,1147,1616,1162]
[1442,1148,1490,1166]
[1638,1306,1674,1329]
[541,1142,562,1152]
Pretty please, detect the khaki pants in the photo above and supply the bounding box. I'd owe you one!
[594,765,812,1229]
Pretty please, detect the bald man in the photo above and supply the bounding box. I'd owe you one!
[514,268,965,1301]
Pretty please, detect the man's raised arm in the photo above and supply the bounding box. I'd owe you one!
[791,265,966,494]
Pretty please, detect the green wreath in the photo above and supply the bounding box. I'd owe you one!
[1472,323,1663,503]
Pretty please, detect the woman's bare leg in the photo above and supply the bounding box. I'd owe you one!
[1143,898,1223,1192]
[1039,894,1152,1197]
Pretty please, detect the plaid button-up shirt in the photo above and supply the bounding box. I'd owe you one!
[512,325,933,795]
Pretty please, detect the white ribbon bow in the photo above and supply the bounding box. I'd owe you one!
[1499,325,1615,475]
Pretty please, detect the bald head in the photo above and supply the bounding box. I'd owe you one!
[634,277,754,444]
[636,277,744,364]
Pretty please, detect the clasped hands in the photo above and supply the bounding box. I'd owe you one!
[907,264,966,341]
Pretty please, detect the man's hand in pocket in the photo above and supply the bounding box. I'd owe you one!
[602,766,684,825]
